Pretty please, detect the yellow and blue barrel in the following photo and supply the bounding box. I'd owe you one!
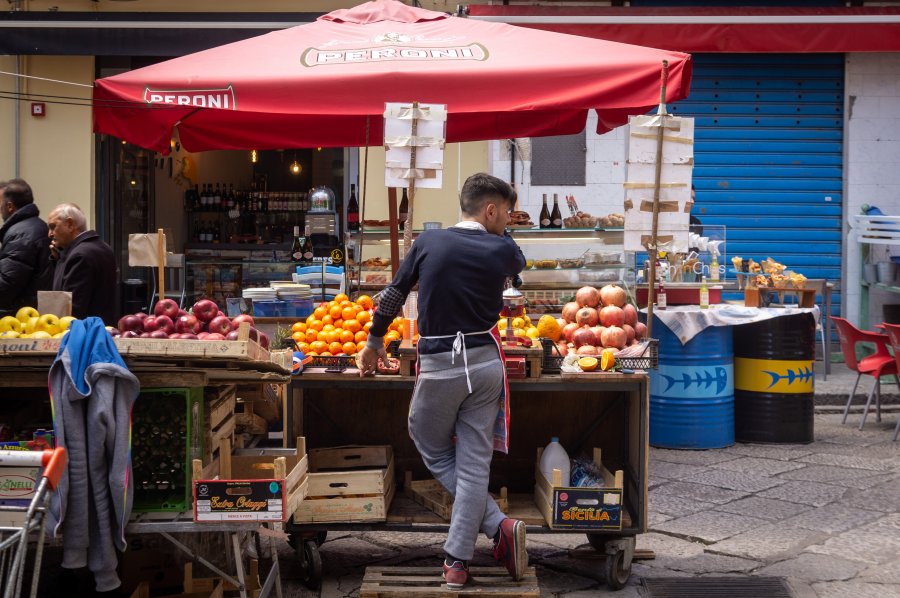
[733,313,815,443]
[650,319,734,449]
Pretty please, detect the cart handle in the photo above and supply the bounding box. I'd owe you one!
[41,448,67,490]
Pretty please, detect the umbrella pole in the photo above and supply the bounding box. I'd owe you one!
[646,60,669,340]
[355,116,371,296]
[402,101,420,258]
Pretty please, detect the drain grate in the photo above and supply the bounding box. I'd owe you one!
[643,576,794,597]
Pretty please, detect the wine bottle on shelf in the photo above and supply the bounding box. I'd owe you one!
[398,187,409,231]
[302,224,314,261]
[213,183,222,211]
[348,184,360,232]
[291,226,304,262]
[699,276,710,309]
[657,279,667,311]
[550,193,562,229]
[539,194,551,229]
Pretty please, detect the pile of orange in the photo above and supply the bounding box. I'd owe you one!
[290,293,375,357]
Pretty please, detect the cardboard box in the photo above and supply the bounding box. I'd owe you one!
[534,447,624,531]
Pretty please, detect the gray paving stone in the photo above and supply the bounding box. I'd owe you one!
[818,433,884,447]
[648,511,674,527]
[824,472,899,490]
[781,503,885,534]
[531,563,600,595]
[559,587,642,598]
[648,492,717,518]
[805,513,900,565]
[652,481,750,505]
[682,468,786,493]
[721,444,813,461]
[801,441,900,460]
[796,452,898,472]
[708,524,826,560]
[636,532,706,558]
[649,447,739,465]
[812,580,900,598]
[652,511,760,543]
[845,477,900,512]
[359,531,445,549]
[713,496,813,522]
[640,551,760,575]
[859,558,900,584]
[318,535,400,570]
[756,480,848,507]
[650,461,709,481]
[529,533,592,550]
[754,553,865,582]
[777,464,887,483]
[710,456,807,476]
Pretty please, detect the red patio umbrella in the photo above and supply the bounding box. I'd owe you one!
[92,0,691,153]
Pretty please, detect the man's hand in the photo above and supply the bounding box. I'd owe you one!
[49,240,60,261]
[356,344,387,377]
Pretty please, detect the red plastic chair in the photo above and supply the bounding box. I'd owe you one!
[831,317,897,430]
[878,323,900,441]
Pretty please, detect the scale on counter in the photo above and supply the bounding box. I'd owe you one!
[306,186,344,266]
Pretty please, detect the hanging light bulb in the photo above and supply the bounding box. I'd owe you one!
[289,160,302,175]
[250,149,258,164]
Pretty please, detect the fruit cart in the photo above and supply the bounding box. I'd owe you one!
[0,334,294,597]
[284,370,649,590]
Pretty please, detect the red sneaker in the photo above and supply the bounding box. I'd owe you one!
[492,518,528,580]
[442,560,469,590]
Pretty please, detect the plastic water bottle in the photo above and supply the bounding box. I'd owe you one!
[540,437,571,487]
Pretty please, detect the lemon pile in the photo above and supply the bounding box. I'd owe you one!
[0,307,76,340]
[496,311,541,340]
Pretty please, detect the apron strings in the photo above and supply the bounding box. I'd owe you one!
[420,327,495,395]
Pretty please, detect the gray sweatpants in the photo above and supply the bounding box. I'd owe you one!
[408,357,508,561]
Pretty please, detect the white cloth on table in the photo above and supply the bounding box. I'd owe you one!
[641,305,820,346]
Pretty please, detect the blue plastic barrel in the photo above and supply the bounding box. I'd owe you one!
[649,317,735,449]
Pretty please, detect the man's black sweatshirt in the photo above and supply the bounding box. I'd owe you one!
[368,226,525,355]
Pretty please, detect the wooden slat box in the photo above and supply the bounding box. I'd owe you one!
[294,445,395,523]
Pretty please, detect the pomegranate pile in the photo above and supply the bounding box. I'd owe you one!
[553,285,645,357]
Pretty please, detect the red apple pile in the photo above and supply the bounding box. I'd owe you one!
[554,285,645,357]
[111,298,269,348]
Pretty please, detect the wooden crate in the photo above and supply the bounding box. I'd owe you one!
[360,566,539,597]
[294,445,395,523]
[192,437,309,520]
[534,447,627,531]
[396,339,542,378]
[403,472,507,520]
[745,286,816,308]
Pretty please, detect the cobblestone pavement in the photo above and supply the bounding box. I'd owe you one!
[274,413,900,597]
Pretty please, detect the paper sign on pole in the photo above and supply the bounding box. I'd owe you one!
[623,115,695,253]
[383,102,446,189]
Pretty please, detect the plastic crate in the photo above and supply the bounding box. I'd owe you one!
[132,387,204,512]
[617,339,659,370]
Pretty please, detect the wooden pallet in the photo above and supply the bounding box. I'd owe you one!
[403,472,507,520]
[360,566,539,597]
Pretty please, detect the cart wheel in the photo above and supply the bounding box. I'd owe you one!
[298,539,323,589]
[315,531,328,546]
[605,549,631,591]
[586,533,606,552]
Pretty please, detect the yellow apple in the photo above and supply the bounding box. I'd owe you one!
[31,331,52,340]
[15,306,39,323]
[24,317,39,335]
[0,330,20,339]
[36,314,60,336]
[58,316,77,331]
[0,316,22,334]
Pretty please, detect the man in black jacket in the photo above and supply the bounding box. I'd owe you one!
[47,203,118,325]
[0,179,51,316]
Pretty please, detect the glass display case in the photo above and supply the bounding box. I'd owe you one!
[185,247,296,307]
[347,228,628,315]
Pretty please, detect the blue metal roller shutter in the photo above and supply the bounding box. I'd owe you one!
[670,54,844,322]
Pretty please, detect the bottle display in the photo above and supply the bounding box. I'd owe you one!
[539,194,551,229]
[699,276,709,309]
[550,193,562,229]
[302,224,314,261]
[398,187,409,231]
[291,226,304,262]
[348,184,360,232]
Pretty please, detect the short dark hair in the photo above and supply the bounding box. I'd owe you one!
[1,179,34,209]
[459,173,515,216]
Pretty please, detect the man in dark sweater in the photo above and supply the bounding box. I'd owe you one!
[47,203,118,325]
[0,178,51,316]
[358,173,527,589]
